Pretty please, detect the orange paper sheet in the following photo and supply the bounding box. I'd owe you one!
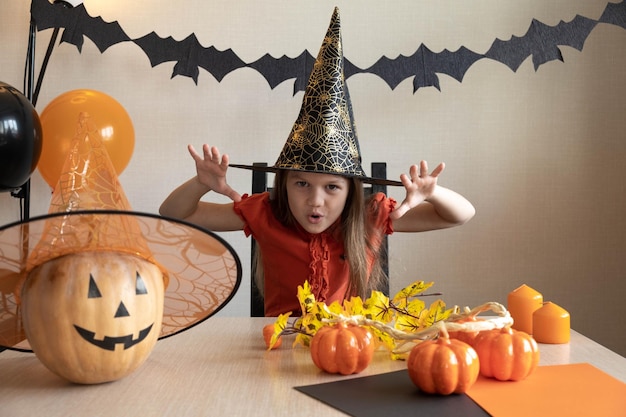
[467,363,625,417]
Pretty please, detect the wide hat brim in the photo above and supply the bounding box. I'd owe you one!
[0,209,241,352]
[229,163,403,187]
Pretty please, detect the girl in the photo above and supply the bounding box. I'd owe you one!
[159,8,475,316]
[159,145,474,316]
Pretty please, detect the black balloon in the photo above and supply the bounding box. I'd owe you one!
[0,82,43,192]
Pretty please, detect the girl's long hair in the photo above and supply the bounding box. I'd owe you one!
[253,170,387,301]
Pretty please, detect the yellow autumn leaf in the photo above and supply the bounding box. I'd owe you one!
[404,298,426,318]
[300,311,323,335]
[311,301,333,321]
[390,351,408,361]
[326,300,344,316]
[392,280,434,303]
[370,326,397,352]
[343,296,366,316]
[440,307,454,322]
[393,297,407,311]
[365,291,393,323]
[272,314,289,335]
[294,332,312,347]
[420,299,449,328]
[274,313,291,333]
[394,312,422,333]
[266,313,291,350]
[297,281,316,315]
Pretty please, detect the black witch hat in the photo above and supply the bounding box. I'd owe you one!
[230,7,402,187]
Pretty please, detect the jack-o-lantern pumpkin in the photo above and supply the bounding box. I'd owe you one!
[21,251,165,384]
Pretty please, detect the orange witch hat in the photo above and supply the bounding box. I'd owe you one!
[0,113,241,350]
[26,112,157,269]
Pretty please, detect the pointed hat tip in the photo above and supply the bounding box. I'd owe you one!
[331,6,340,24]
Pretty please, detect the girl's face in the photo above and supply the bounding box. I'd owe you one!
[286,171,350,234]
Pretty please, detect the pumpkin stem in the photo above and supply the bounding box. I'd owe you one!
[438,321,450,339]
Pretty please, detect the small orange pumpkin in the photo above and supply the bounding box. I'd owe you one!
[473,326,540,381]
[309,322,375,375]
[21,252,165,384]
[407,334,480,395]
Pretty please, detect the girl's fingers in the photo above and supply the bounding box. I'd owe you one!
[400,173,413,188]
[220,152,230,168]
[420,161,428,177]
[412,161,445,179]
[430,162,445,177]
[207,145,217,160]
[188,144,202,161]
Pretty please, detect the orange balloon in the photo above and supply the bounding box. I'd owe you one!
[38,90,134,188]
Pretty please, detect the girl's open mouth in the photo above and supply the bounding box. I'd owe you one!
[308,213,323,224]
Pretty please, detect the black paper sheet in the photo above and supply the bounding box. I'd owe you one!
[295,369,489,417]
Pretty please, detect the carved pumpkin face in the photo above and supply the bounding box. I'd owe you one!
[21,251,165,384]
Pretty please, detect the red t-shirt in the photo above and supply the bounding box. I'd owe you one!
[234,192,396,317]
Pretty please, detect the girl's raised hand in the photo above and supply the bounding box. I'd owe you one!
[188,144,241,202]
[390,161,445,220]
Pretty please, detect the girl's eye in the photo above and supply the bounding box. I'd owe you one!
[327,184,339,190]
[295,181,308,187]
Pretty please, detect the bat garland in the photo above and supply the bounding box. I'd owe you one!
[30,0,626,94]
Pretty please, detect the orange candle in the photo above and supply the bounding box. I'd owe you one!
[507,284,543,334]
[533,302,570,344]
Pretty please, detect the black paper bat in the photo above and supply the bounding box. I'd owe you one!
[29,0,626,93]
[484,15,598,72]
[359,45,484,92]
[30,0,129,53]
[247,51,316,95]
[600,0,626,28]
[133,32,245,84]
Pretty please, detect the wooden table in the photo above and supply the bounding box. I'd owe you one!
[1,317,625,416]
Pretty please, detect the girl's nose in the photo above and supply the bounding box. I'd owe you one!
[307,188,324,206]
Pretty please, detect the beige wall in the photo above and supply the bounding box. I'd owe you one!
[1,1,625,356]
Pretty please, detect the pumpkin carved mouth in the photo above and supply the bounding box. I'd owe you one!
[74,324,154,351]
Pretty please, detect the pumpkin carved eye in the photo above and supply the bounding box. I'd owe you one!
[135,272,148,295]
[88,274,101,298]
